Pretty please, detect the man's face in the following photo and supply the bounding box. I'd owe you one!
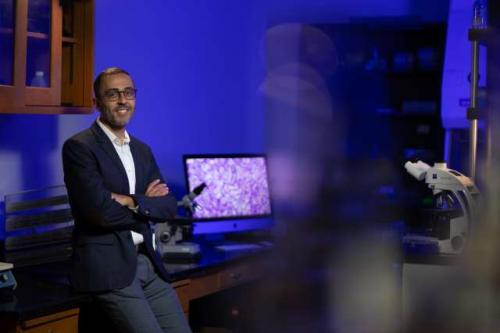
[96,73,136,130]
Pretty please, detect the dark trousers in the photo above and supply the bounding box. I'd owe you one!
[81,253,191,333]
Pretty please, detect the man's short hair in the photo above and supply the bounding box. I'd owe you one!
[93,67,132,98]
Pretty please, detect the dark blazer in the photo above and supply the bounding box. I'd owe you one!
[62,121,177,292]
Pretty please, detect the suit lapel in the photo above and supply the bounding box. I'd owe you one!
[129,138,144,194]
[90,122,130,191]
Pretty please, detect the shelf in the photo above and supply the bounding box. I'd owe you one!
[377,112,440,119]
[385,70,441,78]
[337,68,441,79]
[27,31,50,39]
[62,36,77,44]
[0,105,93,115]
[0,27,14,35]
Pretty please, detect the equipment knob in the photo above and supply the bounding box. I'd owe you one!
[451,235,464,251]
[160,232,171,243]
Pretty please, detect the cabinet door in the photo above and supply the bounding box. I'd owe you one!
[0,0,61,108]
[0,0,92,113]
[19,308,79,333]
[0,0,19,106]
[61,0,93,107]
[24,0,62,105]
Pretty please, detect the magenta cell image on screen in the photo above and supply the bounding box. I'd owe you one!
[185,156,272,219]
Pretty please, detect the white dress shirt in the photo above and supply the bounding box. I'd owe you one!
[96,118,145,246]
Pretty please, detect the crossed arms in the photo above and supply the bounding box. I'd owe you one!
[63,138,177,231]
[111,179,169,209]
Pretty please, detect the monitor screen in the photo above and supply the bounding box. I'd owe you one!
[183,154,272,220]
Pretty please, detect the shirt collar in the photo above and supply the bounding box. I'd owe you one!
[96,117,130,146]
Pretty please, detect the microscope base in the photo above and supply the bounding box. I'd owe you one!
[161,242,201,260]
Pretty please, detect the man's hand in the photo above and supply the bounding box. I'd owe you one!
[111,192,136,208]
[146,179,169,197]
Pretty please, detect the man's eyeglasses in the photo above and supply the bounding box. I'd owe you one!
[102,88,137,101]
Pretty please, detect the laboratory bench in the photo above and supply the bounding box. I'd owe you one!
[0,244,270,333]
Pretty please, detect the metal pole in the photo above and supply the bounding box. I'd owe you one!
[470,40,480,180]
[444,129,452,165]
[485,119,492,178]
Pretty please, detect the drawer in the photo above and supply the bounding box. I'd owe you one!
[219,263,258,289]
[20,309,79,333]
[172,279,192,313]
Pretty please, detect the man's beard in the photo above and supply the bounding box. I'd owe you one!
[101,105,133,130]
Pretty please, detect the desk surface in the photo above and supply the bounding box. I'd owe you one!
[0,244,269,322]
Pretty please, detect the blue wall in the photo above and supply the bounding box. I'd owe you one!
[0,0,449,235]
[93,1,262,192]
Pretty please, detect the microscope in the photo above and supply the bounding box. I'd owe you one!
[0,262,16,301]
[154,183,206,260]
[403,161,480,254]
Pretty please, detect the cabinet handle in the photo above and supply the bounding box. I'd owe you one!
[231,307,240,317]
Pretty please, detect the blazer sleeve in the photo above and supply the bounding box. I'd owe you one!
[131,147,177,222]
[63,138,138,230]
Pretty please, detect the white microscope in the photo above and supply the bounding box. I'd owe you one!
[403,161,480,254]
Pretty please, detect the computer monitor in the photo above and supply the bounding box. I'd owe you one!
[183,154,273,234]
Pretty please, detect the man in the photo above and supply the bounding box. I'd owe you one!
[62,67,191,333]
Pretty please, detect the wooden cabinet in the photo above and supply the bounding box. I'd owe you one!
[218,262,259,289]
[0,259,261,332]
[18,309,79,333]
[172,260,261,318]
[0,308,80,333]
[0,0,93,114]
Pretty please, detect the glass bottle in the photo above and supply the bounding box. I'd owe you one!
[472,0,488,29]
